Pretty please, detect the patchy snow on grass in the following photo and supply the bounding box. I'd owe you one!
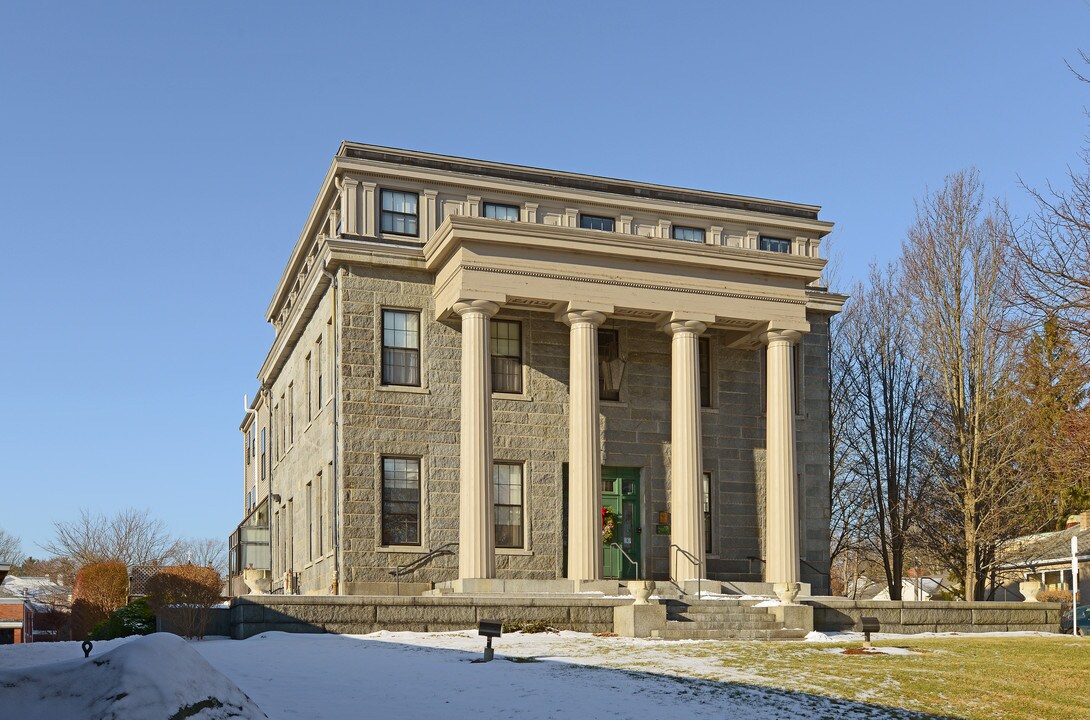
[0,633,265,720]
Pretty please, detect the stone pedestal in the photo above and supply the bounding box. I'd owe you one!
[614,603,666,638]
[772,603,813,632]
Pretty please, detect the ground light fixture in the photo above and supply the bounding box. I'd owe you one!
[474,620,502,663]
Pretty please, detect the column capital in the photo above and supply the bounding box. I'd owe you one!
[760,329,802,346]
[662,319,707,337]
[558,309,608,327]
[453,299,500,318]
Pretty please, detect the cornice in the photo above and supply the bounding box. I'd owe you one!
[804,288,850,314]
[338,141,825,220]
[335,155,835,236]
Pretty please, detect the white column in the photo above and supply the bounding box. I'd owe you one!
[666,319,707,583]
[564,309,607,581]
[455,300,500,580]
[763,329,802,599]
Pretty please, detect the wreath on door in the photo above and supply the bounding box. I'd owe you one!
[601,506,619,545]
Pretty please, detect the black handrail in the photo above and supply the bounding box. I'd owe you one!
[669,544,703,597]
[389,542,457,596]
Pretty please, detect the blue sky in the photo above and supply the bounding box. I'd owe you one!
[1,2,1087,554]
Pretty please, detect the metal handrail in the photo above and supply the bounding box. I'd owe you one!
[608,542,640,581]
[670,544,704,597]
[390,542,457,596]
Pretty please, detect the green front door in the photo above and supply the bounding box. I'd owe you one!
[602,467,641,580]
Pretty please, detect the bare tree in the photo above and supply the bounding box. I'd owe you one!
[837,262,934,600]
[902,169,1030,600]
[170,538,228,577]
[42,508,181,569]
[0,528,24,564]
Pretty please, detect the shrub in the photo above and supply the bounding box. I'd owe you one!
[146,564,222,640]
[71,562,129,640]
[1037,588,1073,612]
[89,597,155,640]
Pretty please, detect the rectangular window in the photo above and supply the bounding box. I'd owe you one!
[759,235,791,253]
[380,190,419,236]
[672,226,705,243]
[305,354,313,422]
[287,498,294,570]
[275,402,282,459]
[316,336,324,409]
[245,430,251,465]
[327,461,334,551]
[699,336,711,408]
[326,318,333,400]
[598,328,621,401]
[490,320,523,394]
[288,384,294,446]
[579,214,615,232]
[382,309,421,386]
[382,457,421,545]
[703,472,713,553]
[273,509,280,573]
[494,462,524,548]
[315,470,323,556]
[306,482,313,561]
[483,202,520,221]
[260,428,266,480]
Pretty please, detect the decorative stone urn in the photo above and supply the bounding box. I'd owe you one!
[1019,580,1042,602]
[774,581,801,605]
[242,568,271,595]
[627,579,656,605]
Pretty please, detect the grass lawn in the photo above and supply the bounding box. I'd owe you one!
[600,635,1090,719]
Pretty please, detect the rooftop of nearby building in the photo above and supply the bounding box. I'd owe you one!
[999,512,1090,569]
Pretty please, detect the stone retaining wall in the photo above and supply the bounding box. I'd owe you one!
[229,595,624,640]
[808,599,1063,634]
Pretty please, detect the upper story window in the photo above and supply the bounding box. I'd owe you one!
[260,428,267,480]
[672,226,705,243]
[491,320,523,394]
[759,235,791,253]
[380,190,419,236]
[382,309,421,386]
[484,202,520,221]
[580,214,615,232]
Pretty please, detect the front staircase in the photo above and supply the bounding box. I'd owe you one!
[660,597,810,640]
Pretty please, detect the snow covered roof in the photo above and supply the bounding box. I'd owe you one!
[0,575,70,603]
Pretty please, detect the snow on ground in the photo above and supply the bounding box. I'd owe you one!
[0,633,265,720]
[0,630,958,720]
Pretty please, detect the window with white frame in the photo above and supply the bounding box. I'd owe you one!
[484,202,520,221]
[382,309,421,386]
[382,457,421,545]
[491,320,522,394]
[380,190,419,236]
[759,235,791,253]
[672,226,705,243]
[494,462,524,548]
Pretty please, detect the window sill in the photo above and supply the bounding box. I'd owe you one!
[600,399,627,408]
[376,385,430,395]
[375,545,430,554]
[493,392,533,402]
[497,548,533,556]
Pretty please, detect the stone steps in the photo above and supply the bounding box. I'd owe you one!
[657,596,806,640]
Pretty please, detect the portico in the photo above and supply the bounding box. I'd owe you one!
[425,214,816,591]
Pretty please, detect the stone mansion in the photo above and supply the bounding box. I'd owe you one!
[229,143,845,599]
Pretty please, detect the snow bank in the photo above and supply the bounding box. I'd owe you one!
[0,632,266,720]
